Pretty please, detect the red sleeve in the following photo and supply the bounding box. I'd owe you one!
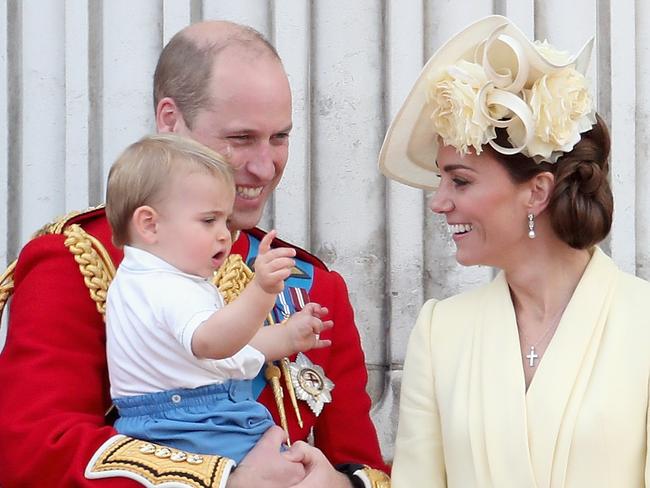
[0,235,138,487]
[309,270,391,474]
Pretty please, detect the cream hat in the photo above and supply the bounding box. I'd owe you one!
[378,15,595,190]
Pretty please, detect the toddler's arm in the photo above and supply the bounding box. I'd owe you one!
[192,230,295,359]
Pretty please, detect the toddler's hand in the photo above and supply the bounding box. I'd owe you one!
[284,303,333,354]
[253,230,296,294]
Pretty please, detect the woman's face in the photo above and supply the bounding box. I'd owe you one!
[429,145,531,268]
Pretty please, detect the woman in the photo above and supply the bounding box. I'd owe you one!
[379,16,650,487]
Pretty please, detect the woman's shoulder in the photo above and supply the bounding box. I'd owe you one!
[434,279,495,310]
[418,280,496,334]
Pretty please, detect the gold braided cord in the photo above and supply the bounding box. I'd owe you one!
[213,254,254,303]
[63,224,116,317]
[0,259,17,326]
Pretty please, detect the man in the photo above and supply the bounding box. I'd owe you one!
[0,21,389,487]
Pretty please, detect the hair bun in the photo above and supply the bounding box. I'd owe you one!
[548,118,613,250]
[574,160,605,195]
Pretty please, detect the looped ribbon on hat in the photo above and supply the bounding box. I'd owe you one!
[449,24,536,156]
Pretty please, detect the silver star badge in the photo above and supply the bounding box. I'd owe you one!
[288,353,334,416]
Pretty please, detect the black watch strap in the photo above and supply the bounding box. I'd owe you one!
[335,463,367,488]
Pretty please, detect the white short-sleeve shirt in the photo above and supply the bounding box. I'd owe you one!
[106,246,265,398]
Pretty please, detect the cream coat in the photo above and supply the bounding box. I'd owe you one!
[393,248,650,487]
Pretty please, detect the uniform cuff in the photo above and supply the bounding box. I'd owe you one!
[336,463,391,488]
[85,434,235,488]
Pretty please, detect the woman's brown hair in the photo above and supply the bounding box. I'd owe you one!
[488,114,613,249]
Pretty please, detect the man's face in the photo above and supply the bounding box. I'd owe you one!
[173,49,292,231]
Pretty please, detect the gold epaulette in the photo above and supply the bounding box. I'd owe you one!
[0,205,108,326]
[85,435,234,488]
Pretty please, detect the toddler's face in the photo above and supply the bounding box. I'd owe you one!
[154,171,234,278]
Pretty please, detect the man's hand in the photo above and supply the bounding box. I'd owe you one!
[285,441,354,488]
[253,230,296,294]
[227,426,306,488]
[285,302,333,353]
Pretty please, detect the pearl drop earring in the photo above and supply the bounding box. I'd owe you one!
[527,213,536,239]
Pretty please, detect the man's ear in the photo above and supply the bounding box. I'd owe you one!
[156,97,187,134]
[527,171,555,215]
[131,205,159,245]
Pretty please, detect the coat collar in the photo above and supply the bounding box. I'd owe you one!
[468,247,620,487]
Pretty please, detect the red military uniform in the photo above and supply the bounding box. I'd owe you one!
[0,208,389,486]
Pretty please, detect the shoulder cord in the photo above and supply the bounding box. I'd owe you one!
[63,224,116,318]
[213,254,253,303]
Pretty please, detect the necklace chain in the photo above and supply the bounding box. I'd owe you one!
[518,308,565,368]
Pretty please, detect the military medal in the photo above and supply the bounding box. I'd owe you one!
[289,353,334,416]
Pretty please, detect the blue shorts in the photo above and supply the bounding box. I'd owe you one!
[113,380,275,463]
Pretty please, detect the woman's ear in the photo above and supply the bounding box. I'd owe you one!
[527,171,555,215]
[131,205,159,245]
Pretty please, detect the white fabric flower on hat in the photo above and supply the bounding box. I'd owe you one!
[426,60,508,155]
[508,67,596,161]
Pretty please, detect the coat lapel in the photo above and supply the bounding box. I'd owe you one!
[468,272,538,487]
[525,247,619,487]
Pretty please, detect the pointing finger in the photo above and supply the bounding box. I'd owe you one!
[259,230,277,254]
